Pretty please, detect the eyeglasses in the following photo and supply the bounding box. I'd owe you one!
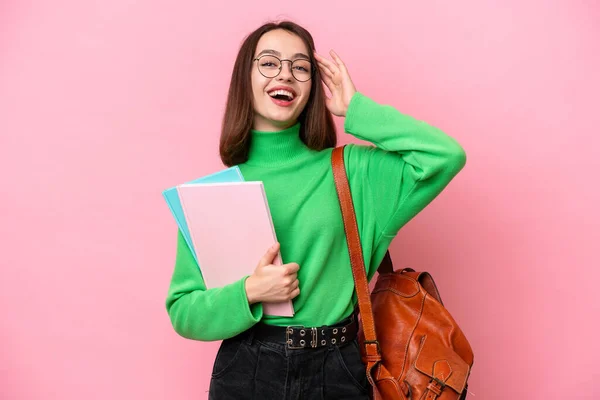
[253,54,314,82]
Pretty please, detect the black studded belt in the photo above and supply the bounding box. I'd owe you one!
[252,314,359,349]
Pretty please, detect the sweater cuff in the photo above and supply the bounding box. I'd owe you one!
[240,276,263,322]
[343,91,372,135]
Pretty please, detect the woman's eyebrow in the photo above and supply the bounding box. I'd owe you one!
[256,49,310,59]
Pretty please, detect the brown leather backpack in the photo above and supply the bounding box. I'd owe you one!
[332,146,474,400]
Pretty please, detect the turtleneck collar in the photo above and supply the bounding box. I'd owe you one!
[246,122,313,167]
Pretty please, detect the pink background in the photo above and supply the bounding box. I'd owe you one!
[1,1,598,399]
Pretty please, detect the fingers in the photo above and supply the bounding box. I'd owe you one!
[316,58,336,95]
[286,278,300,299]
[291,279,299,290]
[317,60,336,79]
[318,62,334,81]
[284,262,300,274]
[318,63,334,81]
[289,286,300,299]
[284,264,299,299]
[314,52,338,76]
[259,242,280,267]
[329,49,348,74]
[320,73,335,95]
[315,50,347,75]
[315,50,343,98]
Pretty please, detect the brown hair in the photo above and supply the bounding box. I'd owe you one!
[219,20,337,167]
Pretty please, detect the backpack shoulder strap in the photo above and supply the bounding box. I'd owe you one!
[331,145,382,365]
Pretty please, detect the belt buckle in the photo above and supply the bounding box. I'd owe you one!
[286,326,319,349]
[310,327,318,348]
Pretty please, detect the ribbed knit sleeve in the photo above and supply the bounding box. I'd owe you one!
[343,92,467,242]
[165,230,263,341]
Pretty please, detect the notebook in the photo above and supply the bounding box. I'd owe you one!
[176,181,294,317]
[162,166,244,264]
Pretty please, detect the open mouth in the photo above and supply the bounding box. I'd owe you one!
[267,89,296,102]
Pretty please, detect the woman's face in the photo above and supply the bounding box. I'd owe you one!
[251,29,313,131]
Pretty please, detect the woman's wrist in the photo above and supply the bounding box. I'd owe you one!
[244,275,258,304]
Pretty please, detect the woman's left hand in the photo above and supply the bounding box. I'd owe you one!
[314,50,357,117]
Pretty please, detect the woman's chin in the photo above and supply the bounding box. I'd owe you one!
[265,114,297,128]
[254,109,300,130]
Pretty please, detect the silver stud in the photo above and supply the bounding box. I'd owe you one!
[300,340,305,346]
[321,340,326,345]
[342,327,347,333]
[287,339,293,344]
[341,337,346,342]
[331,338,337,344]
[289,328,294,334]
[322,330,325,335]
[300,329,305,336]
[333,328,338,334]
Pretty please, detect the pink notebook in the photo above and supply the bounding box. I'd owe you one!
[176,181,294,317]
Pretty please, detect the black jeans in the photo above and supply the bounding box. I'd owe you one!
[208,324,369,399]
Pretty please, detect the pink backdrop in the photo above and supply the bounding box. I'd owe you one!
[1,1,598,399]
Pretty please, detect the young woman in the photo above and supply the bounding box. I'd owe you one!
[165,20,466,400]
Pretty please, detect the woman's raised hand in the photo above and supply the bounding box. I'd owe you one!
[314,49,357,117]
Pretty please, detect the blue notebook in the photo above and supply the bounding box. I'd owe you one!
[162,166,245,264]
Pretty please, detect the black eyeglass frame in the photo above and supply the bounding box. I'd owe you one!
[253,54,316,82]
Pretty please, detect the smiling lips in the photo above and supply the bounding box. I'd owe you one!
[267,87,296,107]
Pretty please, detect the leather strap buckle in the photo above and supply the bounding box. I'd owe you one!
[426,377,446,398]
[363,340,381,354]
[432,377,446,389]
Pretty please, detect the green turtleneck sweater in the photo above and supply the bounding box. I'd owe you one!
[165,92,466,341]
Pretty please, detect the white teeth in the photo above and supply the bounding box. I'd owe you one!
[268,89,295,100]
